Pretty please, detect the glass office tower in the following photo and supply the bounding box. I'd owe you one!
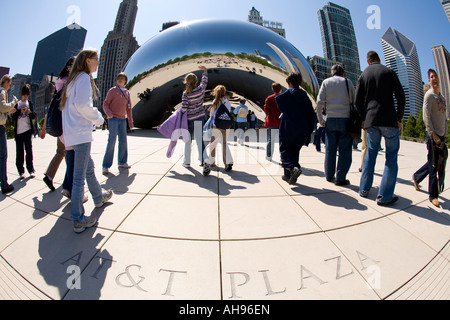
[382,27,423,120]
[318,2,361,86]
[31,24,87,84]
[432,45,450,111]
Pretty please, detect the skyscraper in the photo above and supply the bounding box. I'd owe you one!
[97,0,139,109]
[31,24,87,84]
[432,45,450,109]
[382,27,423,120]
[317,2,361,86]
[441,0,450,22]
[248,7,286,38]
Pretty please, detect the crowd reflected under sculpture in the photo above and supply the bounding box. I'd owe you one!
[123,19,319,129]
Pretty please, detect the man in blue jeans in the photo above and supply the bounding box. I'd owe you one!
[355,51,405,206]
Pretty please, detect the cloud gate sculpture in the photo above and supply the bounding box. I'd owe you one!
[123,19,319,129]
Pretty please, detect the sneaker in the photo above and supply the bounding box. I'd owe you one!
[73,216,97,233]
[29,171,36,179]
[19,173,25,180]
[203,163,211,176]
[95,190,113,208]
[61,189,71,199]
[102,167,110,175]
[225,164,233,172]
[118,163,131,169]
[43,175,55,191]
[359,190,369,198]
[288,167,302,185]
[182,163,190,168]
[1,185,14,194]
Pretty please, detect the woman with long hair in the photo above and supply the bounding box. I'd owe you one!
[60,49,112,233]
[206,85,234,173]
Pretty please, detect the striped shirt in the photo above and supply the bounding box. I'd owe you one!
[182,72,208,121]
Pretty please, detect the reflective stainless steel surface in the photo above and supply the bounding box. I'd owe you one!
[123,19,318,128]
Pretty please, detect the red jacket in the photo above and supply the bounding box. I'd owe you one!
[263,93,281,127]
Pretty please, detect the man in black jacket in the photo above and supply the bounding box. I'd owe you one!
[355,51,405,206]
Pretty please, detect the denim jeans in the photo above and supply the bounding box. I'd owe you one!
[102,117,128,169]
[325,118,353,181]
[360,126,400,202]
[266,127,279,158]
[184,117,208,165]
[62,149,74,192]
[413,133,443,200]
[0,125,9,189]
[71,143,103,222]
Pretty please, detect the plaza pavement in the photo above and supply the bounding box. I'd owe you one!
[0,128,448,300]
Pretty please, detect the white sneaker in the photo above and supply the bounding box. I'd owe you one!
[29,171,36,178]
[118,163,131,169]
[102,167,110,175]
[182,163,190,168]
[95,190,113,208]
[19,173,25,180]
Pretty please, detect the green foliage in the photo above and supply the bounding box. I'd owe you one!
[403,115,417,138]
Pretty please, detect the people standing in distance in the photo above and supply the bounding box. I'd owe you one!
[102,72,134,175]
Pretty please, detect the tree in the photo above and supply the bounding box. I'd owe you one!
[403,115,417,138]
[415,109,426,140]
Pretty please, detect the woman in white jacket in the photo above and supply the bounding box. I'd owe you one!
[60,49,112,233]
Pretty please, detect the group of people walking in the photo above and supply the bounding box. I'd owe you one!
[0,49,447,234]
[314,50,447,207]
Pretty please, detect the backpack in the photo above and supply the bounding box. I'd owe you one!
[214,103,233,130]
[46,90,63,137]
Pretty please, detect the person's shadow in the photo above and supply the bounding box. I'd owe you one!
[37,202,113,300]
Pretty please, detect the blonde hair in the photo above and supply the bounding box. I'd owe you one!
[184,73,198,94]
[211,85,227,111]
[60,49,99,109]
[1,74,12,87]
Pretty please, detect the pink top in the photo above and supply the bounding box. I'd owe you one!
[103,86,134,128]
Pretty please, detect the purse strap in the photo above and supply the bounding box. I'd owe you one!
[344,78,355,111]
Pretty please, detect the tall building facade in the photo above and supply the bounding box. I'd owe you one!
[308,55,340,86]
[318,2,361,86]
[97,0,139,109]
[432,45,450,109]
[248,7,286,38]
[31,24,87,85]
[382,27,423,120]
[441,0,450,22]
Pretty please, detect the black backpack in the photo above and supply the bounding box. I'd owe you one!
[46,90,63,137]
[214,103,233,130]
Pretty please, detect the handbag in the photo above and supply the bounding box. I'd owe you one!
[345,79,362,144]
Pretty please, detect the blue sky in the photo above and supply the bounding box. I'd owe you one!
[1,0,449,82]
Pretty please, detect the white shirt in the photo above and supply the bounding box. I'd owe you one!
[62,73,104,147]
[16,101,32,135]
